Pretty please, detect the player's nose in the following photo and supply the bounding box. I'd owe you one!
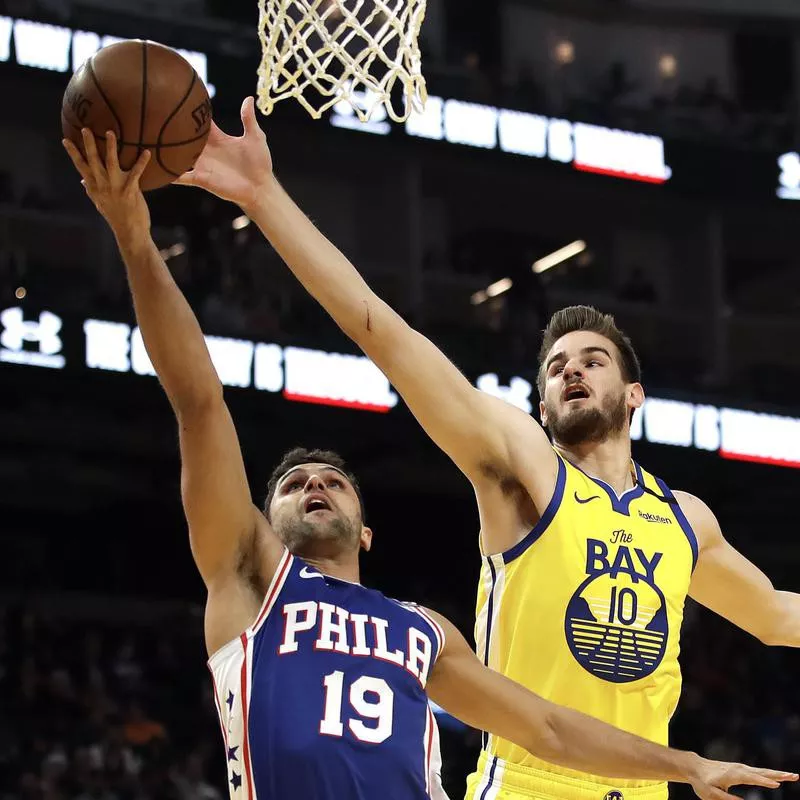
[304,473,326,492]
[563,359,583,380]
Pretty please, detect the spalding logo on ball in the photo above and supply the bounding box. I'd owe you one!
[61,40,212,191]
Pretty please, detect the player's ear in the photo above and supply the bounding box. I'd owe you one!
[360,526,373,552]
[539,399,548,427]
[628,382,645,411]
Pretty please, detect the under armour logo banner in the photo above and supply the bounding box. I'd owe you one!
[778,152,800,200]
[0,307,66,369]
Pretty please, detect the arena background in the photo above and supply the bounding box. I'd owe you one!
[1,0,800,797]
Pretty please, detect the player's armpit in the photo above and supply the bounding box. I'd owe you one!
[179,397,283,589]
[682,492,799,646]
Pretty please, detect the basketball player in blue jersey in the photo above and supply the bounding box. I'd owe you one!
[64,123,798,800]
[168,97,800,800]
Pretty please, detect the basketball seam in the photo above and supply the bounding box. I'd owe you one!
[61,116,209,149]
[156,68,202,179]
[86,56,124,145]
[138,41,148,162]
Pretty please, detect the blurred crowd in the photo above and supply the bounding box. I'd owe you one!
[425,52,794,152]
[2,594,800,800]
[0,605,221,800]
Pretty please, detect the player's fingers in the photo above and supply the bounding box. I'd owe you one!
[105,131,121,175]
[734,767,797,788]
[241,96,256,130]
[81,128,106,186]
[62,139,93,185]
[757,770,798,783]
[241,97,263,139]
[125,149,151,191]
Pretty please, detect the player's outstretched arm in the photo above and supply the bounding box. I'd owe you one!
[176,98,556,492]
[425,610,797,800]
[681,492,800,647]
[62,131,279,595]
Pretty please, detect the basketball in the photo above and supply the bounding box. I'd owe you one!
[61,40,212,191]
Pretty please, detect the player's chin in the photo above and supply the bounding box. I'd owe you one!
[303,509,337,524]
[304,511,346,535]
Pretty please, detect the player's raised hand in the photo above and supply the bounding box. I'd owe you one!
[688,758,797,800]
[175,96,274,213]
[62,129,151,243]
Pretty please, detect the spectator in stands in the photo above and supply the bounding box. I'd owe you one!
[122,700,166,749]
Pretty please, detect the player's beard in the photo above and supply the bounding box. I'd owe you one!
[546,388,629,446]
[276,510,362,555]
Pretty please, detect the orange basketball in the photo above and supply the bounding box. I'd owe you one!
[61,40,212,191]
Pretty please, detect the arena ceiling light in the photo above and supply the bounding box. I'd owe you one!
[471,277,514,305]
[532,240,587,274]
[232,215,251,230]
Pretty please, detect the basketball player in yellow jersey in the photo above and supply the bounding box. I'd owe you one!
[177,98,800,800]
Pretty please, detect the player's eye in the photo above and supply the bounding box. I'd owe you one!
[586,360,601,367]
[328,478,343,489]
[285,479,303,491]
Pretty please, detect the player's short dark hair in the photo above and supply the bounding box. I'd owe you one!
[263,447,366,522]
[537,305,641,398]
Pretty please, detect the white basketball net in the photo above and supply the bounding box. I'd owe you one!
[257,0,427,123]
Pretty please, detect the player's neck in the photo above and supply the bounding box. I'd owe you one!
[556,435,634,495]
[301,554,361,584]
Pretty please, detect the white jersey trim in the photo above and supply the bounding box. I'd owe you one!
[472,754,506,800]
[475,553,506,753]
[413,606,447,662]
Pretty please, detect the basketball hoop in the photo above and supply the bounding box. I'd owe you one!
[256,0,427,123]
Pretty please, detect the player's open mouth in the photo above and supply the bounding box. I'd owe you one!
[304,495,332,513]
[563,384,589,401]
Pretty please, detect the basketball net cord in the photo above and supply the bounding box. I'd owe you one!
[257,0,427,123]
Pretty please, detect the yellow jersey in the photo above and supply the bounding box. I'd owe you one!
[468,452,698,800]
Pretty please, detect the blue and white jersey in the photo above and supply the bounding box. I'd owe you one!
[208,550,449,800]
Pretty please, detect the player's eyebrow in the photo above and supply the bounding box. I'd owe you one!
[545,350,566,372]
[582,346,612,361]
[277,465,350,490]
[545,346,612,372]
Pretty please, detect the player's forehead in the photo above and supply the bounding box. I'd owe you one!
[547,330,619,364]
[277,463,352,488]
